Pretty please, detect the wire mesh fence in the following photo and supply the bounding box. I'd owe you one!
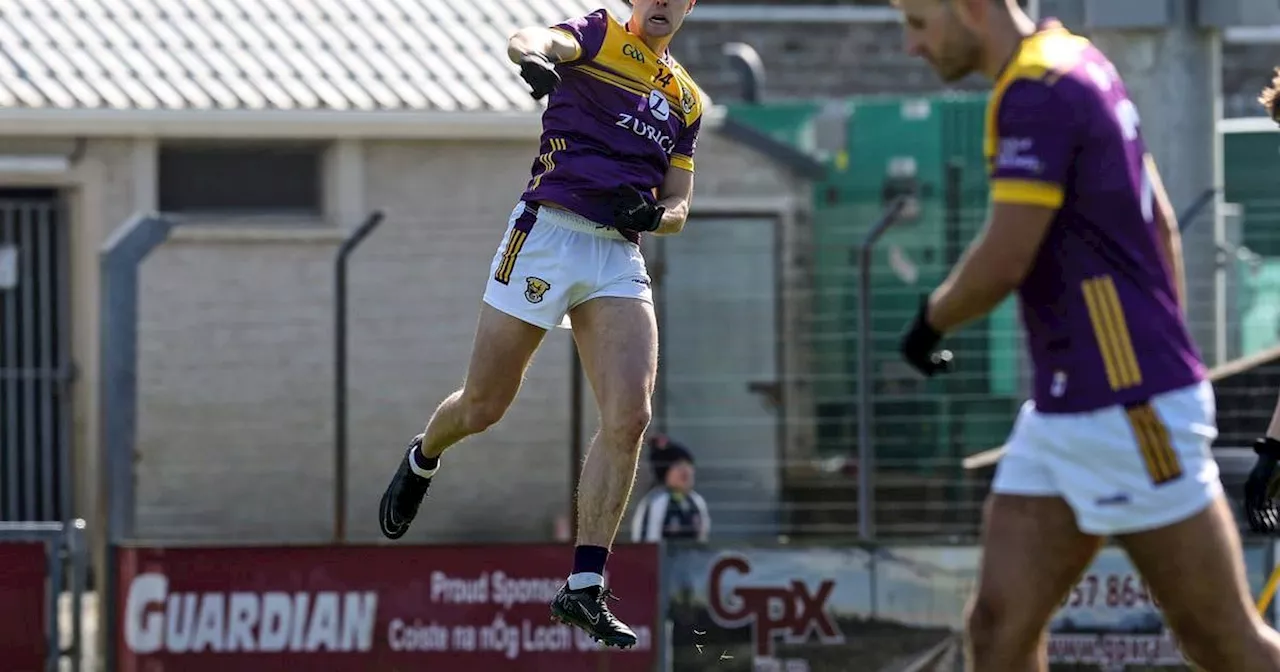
[101,121,1280,552]
[116,187,1280,547]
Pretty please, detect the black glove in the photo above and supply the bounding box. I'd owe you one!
[611,186,665,234]
[1245,437,1280,533]
[518,53,561,100]
[899,296,953,377]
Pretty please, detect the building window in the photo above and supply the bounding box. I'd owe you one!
[158,142,326,217]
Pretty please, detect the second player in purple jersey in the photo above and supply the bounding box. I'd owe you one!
[984,21,1204,413]
[520,8,704,238]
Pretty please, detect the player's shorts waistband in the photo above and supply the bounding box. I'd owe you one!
[520,201,627,242]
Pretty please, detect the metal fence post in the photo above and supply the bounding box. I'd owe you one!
[99,213,173,672]
[333,211,385,544]
[857,196,912,542]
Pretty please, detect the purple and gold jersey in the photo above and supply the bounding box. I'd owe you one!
[987,20,1205,414]
[520,9,704,230]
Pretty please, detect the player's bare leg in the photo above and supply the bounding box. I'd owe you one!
[378,304,546,540]
[1118,496,1280,671]
[549,296,657,648]
[417,305,548,458]
[966,494,1103,671]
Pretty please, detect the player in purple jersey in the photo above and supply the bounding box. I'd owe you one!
[376,0,703,649]
[894,0,1280,669]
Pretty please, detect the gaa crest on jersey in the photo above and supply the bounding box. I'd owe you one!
[680,84,695,115]
[647,90,671,121]
[525,276,550,304]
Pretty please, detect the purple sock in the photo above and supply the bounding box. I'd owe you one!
[408,445,438,477]
[568,545,609,590]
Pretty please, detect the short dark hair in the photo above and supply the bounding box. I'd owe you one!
[1262,68,1280,124]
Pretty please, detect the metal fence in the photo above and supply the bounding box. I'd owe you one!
[87,137,1280,547]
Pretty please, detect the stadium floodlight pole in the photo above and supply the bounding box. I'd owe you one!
[334,210,385,544]
[857,195,913,541]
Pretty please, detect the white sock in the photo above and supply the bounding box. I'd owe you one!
[567,572,604,590]
[407,446,439,479]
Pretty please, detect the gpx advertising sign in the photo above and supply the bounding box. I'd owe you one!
[115,543,658,671]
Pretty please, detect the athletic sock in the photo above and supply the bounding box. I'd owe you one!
[567,545,609,590]
[408,444,439,479]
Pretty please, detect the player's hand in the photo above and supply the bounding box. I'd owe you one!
[1245,437,1280,533]
[899,295,953,377]
[518,52,561,100]
[611,186,665,234]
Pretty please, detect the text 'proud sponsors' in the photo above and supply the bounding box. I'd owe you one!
[116,544,658,672]
[391,570,655,658]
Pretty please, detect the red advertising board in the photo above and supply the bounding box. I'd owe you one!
[0,542,48,672]
[116,543,659,672]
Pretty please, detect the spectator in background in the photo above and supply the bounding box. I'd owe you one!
[630,434,710,542]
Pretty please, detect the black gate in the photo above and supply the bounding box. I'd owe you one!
[0,188,72,522]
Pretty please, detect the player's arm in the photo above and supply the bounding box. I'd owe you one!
[927,203,1054,331]
[926,79,1071,332]
[1146,154,1186,312]
[650,110,702,235]
[506,27,582,65]
[652,166,693,235]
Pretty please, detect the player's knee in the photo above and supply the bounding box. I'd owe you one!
[964,595,1038,663]
[459,393,510,434]
[600,402,651,447]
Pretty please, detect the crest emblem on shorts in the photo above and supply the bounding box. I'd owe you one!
[525,277,550,304]
[680,85,695,115]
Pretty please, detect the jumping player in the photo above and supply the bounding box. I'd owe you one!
[376,0,703,650]
[894,0,1280,669]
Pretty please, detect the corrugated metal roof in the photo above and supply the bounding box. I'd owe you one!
[0,0,628,113]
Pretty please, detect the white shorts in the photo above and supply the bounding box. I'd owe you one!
[482,201,652,330]
[992,380,1223,536]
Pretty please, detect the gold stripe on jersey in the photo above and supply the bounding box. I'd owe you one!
[575,64,652,98]
[528,138,566,192]
[983,23,1090,172]
[990,179,1065,208]
[1081,275,1142,391]
[1125,403,1183,485]
[583,12,703,126]
[670,153,694,172]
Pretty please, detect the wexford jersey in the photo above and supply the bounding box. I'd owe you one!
[520,9,704,234]
[987,20,1204,414]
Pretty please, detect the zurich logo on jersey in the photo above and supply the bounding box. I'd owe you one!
[647,90,671,121]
